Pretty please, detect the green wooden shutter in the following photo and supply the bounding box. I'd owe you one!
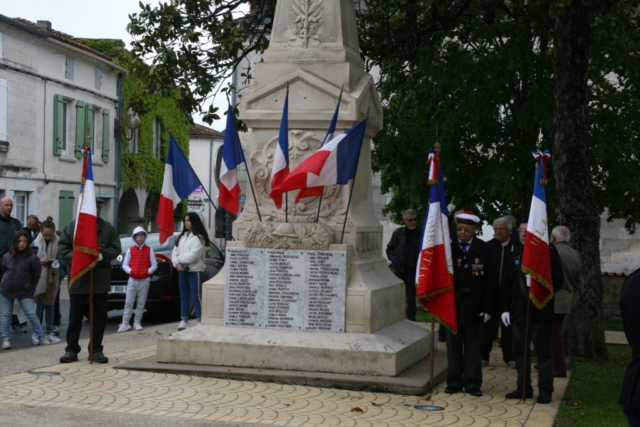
[102,108,110,163]
[75,101,86,158]
[53,94,64,155]
[58,191,75,229]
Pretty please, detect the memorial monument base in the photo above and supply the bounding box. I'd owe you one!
[157,320,432,377]
[119,342,448,396]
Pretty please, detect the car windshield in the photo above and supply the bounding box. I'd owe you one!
[120,234,174,253]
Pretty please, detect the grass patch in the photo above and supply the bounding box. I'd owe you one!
[604,318,625,332]
[555,346,630,426]
[415,311,433,323]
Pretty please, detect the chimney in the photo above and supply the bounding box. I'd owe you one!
[37,21,52,31]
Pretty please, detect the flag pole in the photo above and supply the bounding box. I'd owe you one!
[285,83,289,224]
[315,87,343,224]
[89,268,94,364]
[426,142,441,399]
[521,129,546,403]
[340,113,368,244]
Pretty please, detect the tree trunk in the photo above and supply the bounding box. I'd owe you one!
[552,0,607,360]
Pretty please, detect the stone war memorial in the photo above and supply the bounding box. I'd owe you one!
[155,0,446,394]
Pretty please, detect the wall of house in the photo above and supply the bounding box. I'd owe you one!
[0,23,120,229]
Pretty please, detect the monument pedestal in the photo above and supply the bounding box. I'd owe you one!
[157,320,430,377]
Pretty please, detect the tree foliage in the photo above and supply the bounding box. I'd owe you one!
[127,0,276,124]
[360,0,640,230]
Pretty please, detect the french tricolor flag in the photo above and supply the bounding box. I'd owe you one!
[269,92,290,209]
[295,95,341,202]
[522,150,554,309]
[219,105,245,216]
[70,149,100,287]
[280,119,367,195]
[416,148,457,332]
[156,137,203,243]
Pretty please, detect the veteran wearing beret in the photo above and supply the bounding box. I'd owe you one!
[444,211,497,397]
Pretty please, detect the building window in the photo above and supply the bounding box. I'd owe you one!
[0,32,3,60]
[87,105,96,153]
[13,192,27,226]
[61,101,68,152]
[129,128,139,153]
[95,68,102,90]
[153,119,162,159]
[65,56,74,80]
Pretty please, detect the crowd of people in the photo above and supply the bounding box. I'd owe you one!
[0,195,211,365]
[387,208,583,404]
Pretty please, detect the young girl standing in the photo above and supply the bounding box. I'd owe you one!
[1,231,49,349]
[172,212,210,331]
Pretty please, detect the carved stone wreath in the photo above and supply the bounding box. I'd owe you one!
[242,129,347,225]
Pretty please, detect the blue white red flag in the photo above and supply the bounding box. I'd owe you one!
[219,105,246,216]
[279,119,367,194]
[270,92,290,209]
[522,150,554,309]
[156,136,203,243]
[295,95,342,202]
[416,148,457,332]
[69,148,99,287]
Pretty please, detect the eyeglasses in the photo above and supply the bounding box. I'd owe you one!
[405,218,418,222]
[493,227,508,231]
[518,228,527,233]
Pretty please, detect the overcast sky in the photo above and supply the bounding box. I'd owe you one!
[3,1,227,130]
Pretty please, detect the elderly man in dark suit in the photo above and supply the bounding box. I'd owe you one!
[620,268,640,426]
[444,211,497,397]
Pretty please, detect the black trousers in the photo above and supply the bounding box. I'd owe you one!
[393,269,417,321]
[512,321,554,393]
[65,293,108,355]
[445,321,483,391]
[481,315,514,363]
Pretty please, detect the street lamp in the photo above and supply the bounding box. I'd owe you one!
[119,108,141,141]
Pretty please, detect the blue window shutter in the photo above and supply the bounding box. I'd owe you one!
[53,94,64,155]
[102,108,110,162]
[75,101,86,158]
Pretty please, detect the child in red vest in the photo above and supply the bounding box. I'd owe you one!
[117,227,157,332]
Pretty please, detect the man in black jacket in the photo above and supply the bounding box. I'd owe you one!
[482,216,520,368]
[444,211,497,397]
[619,268,640,425]
[501,219,563,404]
[386,209,421,321]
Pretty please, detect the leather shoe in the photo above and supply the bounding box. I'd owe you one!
[537,392,552,404]
[93,352,109,364]
[60,352,78,363]
[445,386,462,394]
[505,389,533,399]
[466,389,483,397]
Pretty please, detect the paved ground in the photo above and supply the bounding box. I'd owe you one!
[0,323,569,427]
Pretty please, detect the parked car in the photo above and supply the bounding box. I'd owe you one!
[108,232,224,318]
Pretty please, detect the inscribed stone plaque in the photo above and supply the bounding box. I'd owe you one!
[224,247,347,332]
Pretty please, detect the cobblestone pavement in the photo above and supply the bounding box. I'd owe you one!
[0,340,567,426]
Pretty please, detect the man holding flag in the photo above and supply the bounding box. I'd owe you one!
[500,146,564,404]
[58,150,120,364]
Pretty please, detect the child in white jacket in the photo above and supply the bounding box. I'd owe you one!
[117,227,157,332]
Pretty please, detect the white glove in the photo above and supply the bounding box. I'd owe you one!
[525,274,531,287]
[98,253,103,261]
[501,312,511,327]
[480,312,491,323]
